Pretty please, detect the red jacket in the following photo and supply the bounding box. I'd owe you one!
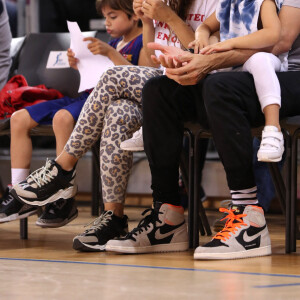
[0,75,64,119]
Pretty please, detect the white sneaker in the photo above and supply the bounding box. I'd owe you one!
[257,126,284,162]
[194,205,271,260]
[120,127,144,151]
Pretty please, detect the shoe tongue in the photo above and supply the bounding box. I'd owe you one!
[264,125,278,132]
[230,204,246,214]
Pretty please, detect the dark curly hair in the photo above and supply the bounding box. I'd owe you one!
[96,0,142,27]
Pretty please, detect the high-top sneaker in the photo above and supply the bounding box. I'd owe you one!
[11,159,77,206]
[0,186,37,223]
[194,205,271,260]
[106,202,189,254]
[73,211,129,252]
[36,198,78,228]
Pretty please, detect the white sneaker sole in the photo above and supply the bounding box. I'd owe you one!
[120,145,144,152]
[106,241,189,254]
[194,245,272,260]
[16,186,77,207]
[257,154,283,162]
[0,209,37,223]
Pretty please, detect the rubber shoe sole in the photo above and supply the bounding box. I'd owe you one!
[0,208,37,223]
[72,238,106,252]
[194,245,272,260]
[35,209,78,228]
[11,186,77,207]
[105,241,189,254]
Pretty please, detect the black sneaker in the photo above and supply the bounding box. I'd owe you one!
[0,186,37,223]
[11,159,77,207]
[105,202,189,254]
[73,211,129,252]
[35,198,78,228]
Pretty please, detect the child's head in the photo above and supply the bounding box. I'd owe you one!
[96,0,142,38]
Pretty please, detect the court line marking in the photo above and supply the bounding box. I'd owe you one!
[1,257,300,280]
[254,283,300,288]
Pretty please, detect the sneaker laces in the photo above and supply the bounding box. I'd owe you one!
[2,190,15,205]
[213,208,247,242]
[126,208,162,239]
[84,211,113,234]
[25,159,55,188]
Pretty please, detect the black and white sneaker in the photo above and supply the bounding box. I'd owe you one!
[36,198,78,228]
[73,211,129,252]
[194,205,271,260]
[105,202,189,254]
[11,159,77,207]
[0,186,37,223]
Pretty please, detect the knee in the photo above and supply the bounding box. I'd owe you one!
[244,53,275,72]
[10,109,32,132]
[53,109,74,129]
[142,76,169,110]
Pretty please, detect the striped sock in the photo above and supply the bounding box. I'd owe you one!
[230,186,258,206]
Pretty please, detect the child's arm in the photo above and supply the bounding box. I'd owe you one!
[201,0,280,55]
[83,37,132,66]
[141,0,195,49]
[133,0,159,67]
[189,12,220,53]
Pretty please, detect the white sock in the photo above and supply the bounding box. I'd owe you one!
[230,186,258,206]
[11,168,30,185]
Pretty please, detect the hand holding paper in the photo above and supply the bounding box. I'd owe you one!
[67,21,114,92]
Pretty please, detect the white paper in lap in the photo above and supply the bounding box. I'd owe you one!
[67,21,114,92]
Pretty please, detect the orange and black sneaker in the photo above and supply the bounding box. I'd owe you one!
[194,204,271,260]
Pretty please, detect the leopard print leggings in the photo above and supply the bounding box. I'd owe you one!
[65,65,163,203]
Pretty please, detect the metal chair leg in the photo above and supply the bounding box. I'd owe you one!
[20,218,28,240]
[184,129,195,249]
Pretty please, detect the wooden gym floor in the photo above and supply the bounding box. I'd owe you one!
[0,205,300,300]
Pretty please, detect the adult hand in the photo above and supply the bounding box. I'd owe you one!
[67,48,78,70]
[141,0,174,23]
[147,43,185,62]
[165,53,211,85]
[147,42,186,66]
[83,37,113,56]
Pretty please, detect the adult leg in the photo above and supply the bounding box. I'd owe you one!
[106,75,209,254]
[193,71,300,260]
[12,66,162,207]
[72,99,143,252]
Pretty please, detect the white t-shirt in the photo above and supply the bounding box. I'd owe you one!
[153,0,218,57]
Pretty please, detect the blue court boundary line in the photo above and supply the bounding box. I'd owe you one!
[1,257,300,280]
[254,283,300,288]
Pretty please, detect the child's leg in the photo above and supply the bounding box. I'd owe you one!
[243,52,283,162]
[243,52,282,129]
[52,109,75,156]
[10,109,38,184]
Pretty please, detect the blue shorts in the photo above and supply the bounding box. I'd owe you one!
[25,91,90,125]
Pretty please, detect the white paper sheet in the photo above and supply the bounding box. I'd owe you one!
[67,21,114,92]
